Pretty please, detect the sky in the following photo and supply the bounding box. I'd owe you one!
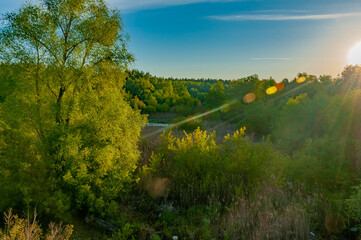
[2,0,361,81]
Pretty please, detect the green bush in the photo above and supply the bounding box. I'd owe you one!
[346,183,361,230]
[146,127,290,206]
[288,137,356,195]
[156,205,216,240]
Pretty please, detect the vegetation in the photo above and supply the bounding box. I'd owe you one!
[0,209,73,240]
[0,0,144,221]
[1,0,361,239]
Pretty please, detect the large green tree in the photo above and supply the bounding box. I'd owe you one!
[0,0,145,219]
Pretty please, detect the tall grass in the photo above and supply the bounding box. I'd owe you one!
[221,185,310,240]
[0,209,73,240]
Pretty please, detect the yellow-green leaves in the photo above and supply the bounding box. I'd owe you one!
[147,127,289,206]
[0,0,144,219]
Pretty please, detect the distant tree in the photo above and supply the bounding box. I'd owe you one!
[282,78,289,84]
[0,0,145,219]
[319,75,333,84]
[205,81,226,109]
[340,65,361,91]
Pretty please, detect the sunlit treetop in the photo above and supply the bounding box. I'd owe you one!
[0,0,145,218]
[0,0,133,68]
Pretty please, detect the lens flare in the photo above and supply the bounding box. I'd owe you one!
[221,104,231,112]
[243,92,256,103]
[266,86,277,95]
[144,177,170,198]
[275,82,285,92]
[296,76,306,83]
[142,100,238,138]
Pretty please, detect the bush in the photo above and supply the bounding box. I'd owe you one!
[146,127,290,206]
[288,137,356,195]
[221,128,290,196]
[346,183,361,230]
[156,205,217,240]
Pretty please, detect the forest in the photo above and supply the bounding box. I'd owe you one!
[1,0,361,239]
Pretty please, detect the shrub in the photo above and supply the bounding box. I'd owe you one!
[346,183,361,229]
[288,137,356,195]
[149,128,219,206]
[221,128,290,196]
[146,127,290,206]
[156,205,217,240]
[0,209,73,240]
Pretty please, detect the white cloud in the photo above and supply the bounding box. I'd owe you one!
[209,12,361,21]
[106,0,240,10]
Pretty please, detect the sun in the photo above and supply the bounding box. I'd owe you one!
[348,42,361,65]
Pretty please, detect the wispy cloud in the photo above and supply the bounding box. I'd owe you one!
[209,12,361,21]
[107,0,241,10]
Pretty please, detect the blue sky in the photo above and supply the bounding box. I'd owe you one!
[2,0,361,81]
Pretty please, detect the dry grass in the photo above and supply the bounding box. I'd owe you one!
[0,209,73,240]
[221,185,310,240]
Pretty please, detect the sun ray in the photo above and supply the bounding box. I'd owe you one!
[142,80,313,140]
[142,100,238,139]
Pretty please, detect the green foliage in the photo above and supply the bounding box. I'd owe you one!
[221,128,289,195]
[112,223,136,240]
[339,65,361,91]
[205,81,226,109]
[125,70,203,116]
[288,137,356,196]
[272,93,320,154]
[242,100,276,136]
[149,128,219,206]
[147,127,290,206]
[346,183,361,227]
[0,0,145,220]
[156,205,215,240]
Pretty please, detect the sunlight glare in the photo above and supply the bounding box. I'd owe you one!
[348,41,361,65]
